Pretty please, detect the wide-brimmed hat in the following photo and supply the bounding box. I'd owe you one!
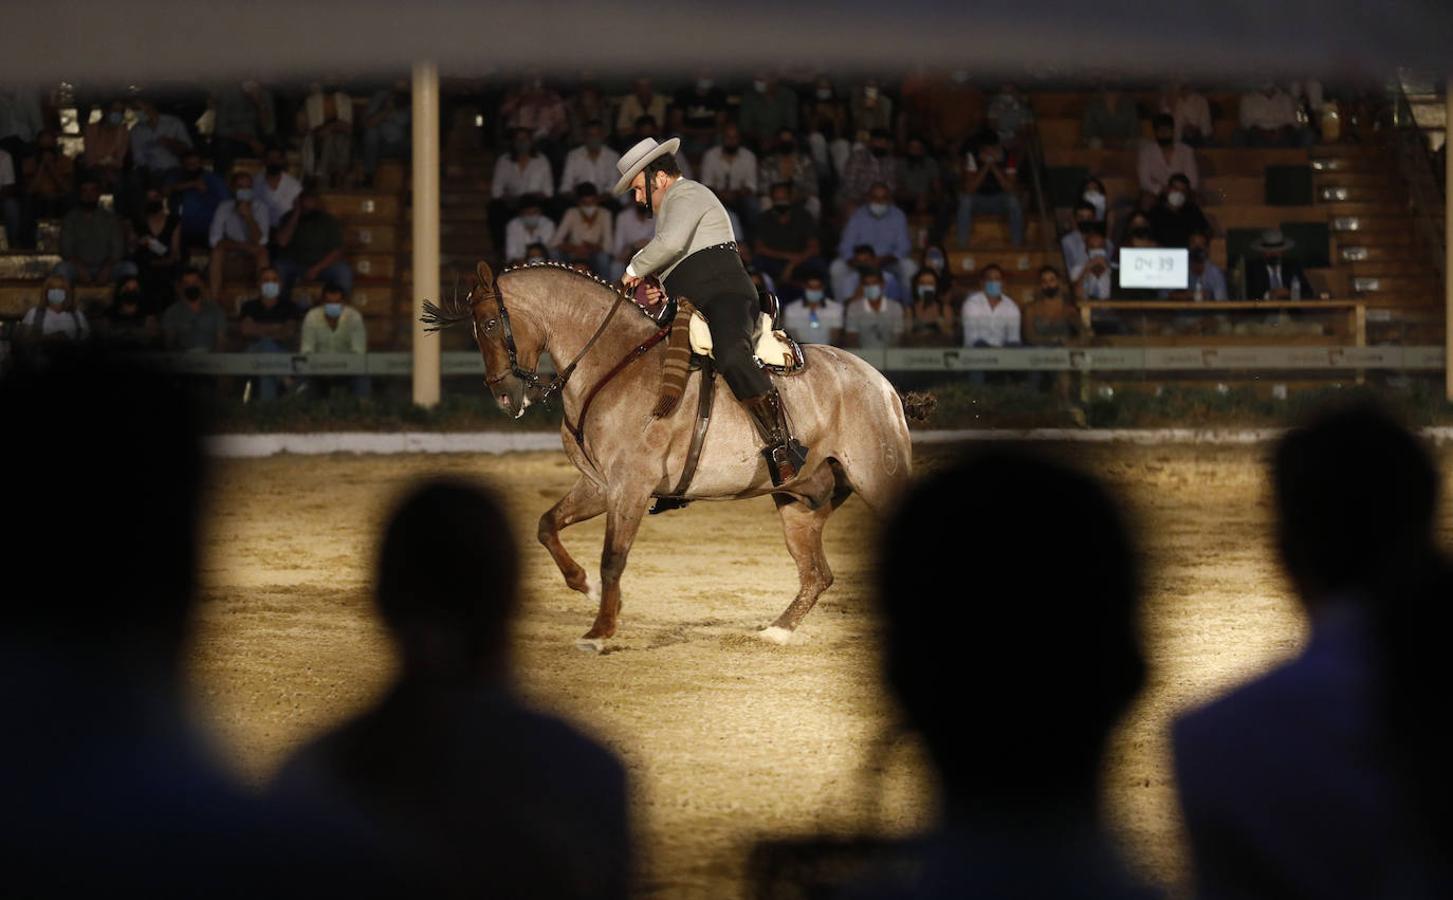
[612,137,681,195]
[1249,227,1295,253]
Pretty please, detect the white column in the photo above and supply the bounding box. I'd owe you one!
[1445,77,1453,401]
[412,61,442,408]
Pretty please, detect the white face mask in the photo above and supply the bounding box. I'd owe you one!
[47,288,67,305]
[1083,190,1106,216]
[753,80,767,94]
[1167,191,1186,209]
[815,87,832,100]
[868,202,889,217]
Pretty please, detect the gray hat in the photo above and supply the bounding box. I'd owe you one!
[612,137,681,195]
[1249,227,1295,253]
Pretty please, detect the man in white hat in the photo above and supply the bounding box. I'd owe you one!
[615,137,807,485]
[1244,228,1313,301]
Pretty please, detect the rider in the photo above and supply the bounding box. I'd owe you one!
[614,137,808,485]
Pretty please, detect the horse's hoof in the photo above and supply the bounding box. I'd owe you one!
[575,637,607,654]
[756,626,795,646]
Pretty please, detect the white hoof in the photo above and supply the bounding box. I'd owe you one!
[756,626,795,646]
[575,637,606,654]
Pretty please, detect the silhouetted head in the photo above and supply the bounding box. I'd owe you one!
[376,480,519,683]
[1273,404,1438,609]
[877,449,1143,820]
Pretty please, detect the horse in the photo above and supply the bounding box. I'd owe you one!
[423,260,925,653]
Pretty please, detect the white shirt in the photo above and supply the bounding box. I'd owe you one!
[1240,90,1300,131]
[504,215,556,262]
[253,171,302,227]
[209,200,270,247]
[22,306,90,339]
[961,292,1021,347]
[551,206,612,250]
[129,113,193,172]
[782,299,843,344]
[491,153,554,200]
[844,297,905,348]
[613,206,655,259]
[1165,92,1212,142]
[1136,141,1199,195]
[699,146,758,194]
[0,148,14,190]
[557,144,621,196]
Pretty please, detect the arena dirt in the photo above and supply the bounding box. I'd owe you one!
[186,443,1403,897]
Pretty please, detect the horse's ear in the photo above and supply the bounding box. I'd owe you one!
[475,261,494,291]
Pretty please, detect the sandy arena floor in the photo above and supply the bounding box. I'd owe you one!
[186,442,1428,897]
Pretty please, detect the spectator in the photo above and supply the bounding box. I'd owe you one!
[1138,114,1199,196]
[905,270,957,347]
[239,266,302,401]
[299,283,369,397]
[1022,266,1080,346]
[161,268,226,351]
[961,263,1020,347]
[753,182,820,285]
[671,72,728,157]
[849,80,893,135]
[1161,230,1228,301]
[700,123,758,226]
[895,136,945,232]
[558,121,621,208]
[500,74,569,160]
[868,449,1149,899]
[211,79,275,175]
[1062,201,1116,280]
[81,99,131,193]
[1175,406,1439,900]
[272,479,631,900]
[758,128,819,220]
[1115,208,1156,253]
[549,183,612,275]
[0,144,17,248]
[919,71,984,159]
[128,98,193,182]
[1238,82,1312,147]
[523,241,550,264]
[838,128,897,212]
[832,241,905,307]
[1160,81,1213,146]
[274,188,352,302]
[1081,88,1140,149]
[842,268,905,349]
[23,129,76,223]
[489,128,554,253]
[253,145,302,228]
[1074,230,1115,302]
[803,76,851,178]
[504,194,555,265]
[832,183,914,301]
[0,86,44,161]
[98,276,159,348]
[56,176,138,286]
[1147,173,1210,249]
[986,82,1033,147]
[17,274,90,345]
[164,149,228,252]
[362,79,410,185]
[738,74,799,150]
[614,78,668,142]
[781,274,843,345]
[1243,227,1313,300]
[956,138,1024,249]
[208,170,270,303]
[300,80,354,188]
[131,186,182,310]
[566,83,611,145]
[610,200,654,281]
[1080,175,1110,222]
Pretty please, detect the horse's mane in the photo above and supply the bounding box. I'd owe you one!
[420,260,653,333]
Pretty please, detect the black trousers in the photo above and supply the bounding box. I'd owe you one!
[664,246,771,400]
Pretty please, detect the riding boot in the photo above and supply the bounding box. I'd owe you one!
[742,389,809,486]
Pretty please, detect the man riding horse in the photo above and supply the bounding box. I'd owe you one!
[614,137,809,485]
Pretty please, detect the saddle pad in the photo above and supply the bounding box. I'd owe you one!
[688,312,801,370]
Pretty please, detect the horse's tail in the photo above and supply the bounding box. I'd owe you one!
[898,390,936,423]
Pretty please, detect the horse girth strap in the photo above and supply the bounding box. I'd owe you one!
[665,360,716,499]
[563,324,672,448]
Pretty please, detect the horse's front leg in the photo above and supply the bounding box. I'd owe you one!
[577,480,654,653]
[539,475,607,600]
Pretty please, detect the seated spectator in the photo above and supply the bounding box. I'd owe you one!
[803,76,851,178]
[1138,114,1199,197]
[1022,266,1081,346]
[753,182,820,285]
[1238,82,1312,147]
[758,128,819,220]
[239,266,302,401]
[299,283,369,396]
[549,183,611,275]
[274,188,352,302]
[558,120,621,210]
[161,268,226,351]
[849,80,894,135]
[211,80,275,176]
[956,138,1023,249]
[254,145,302,229]
[781,275,843,345]
[700,123,758,226]
[81,98,131,194]
[1175,407,1439,900]
[1074,230,1115,302]
[670,72,728,158]
[917,243,951,289]
[208,170,271,303]
[523,242,550,264]
[1243,227,1313,300]
[842,268,905,349]
[832,184,914,301]
[567,82,612,151]
[1113,220,1162,301]
[832,241,905,307]
[489,128,554,254]
[1115,208,1156,253]
[896,136,947,241]
[271,479,631,899]
[837,128,896,213]
[1080,175,1110,222]
[1147,173,1210,248]
[504,194,555,265]
[98,276,159,348]
[610,200,654,281]
[131,186,182,311]
[1062,201,1116,281]
[164,149,228,252]
[961,263,1020,347]
[1161,230,1227,301]
[56,176,139,286]
[500,74,570,161]
[17,274,90,345]
[299,80,354,188]
[23,129,76,223]
[362,79,410,185]
[615,77,668,142]
[0,144,17,248]
[128,97,193,183]
[1160,81,1213,146]
[1081,88,1140,149]
[986,82,1033,147]
[905,270,957,347]
[738,74,799,151]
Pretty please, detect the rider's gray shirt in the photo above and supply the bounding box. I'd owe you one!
[625,178,737,282]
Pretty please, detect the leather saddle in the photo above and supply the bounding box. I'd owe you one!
[688,292,806,375]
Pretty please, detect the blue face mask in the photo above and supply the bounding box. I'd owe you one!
[804,288,824,303]
[107,111,124,125]
[863,284,883,301]
[235,188,254,202]
[260,282,281,299]
[984,280,1002,298]
[324,302,343,318]
[46,288,67,305]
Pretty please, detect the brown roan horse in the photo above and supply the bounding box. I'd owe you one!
[424,260,924,653]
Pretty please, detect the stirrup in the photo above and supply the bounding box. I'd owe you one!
[762,440,809,486]
[649,496,691,515]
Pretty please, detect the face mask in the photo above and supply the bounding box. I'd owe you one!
[107,111,123,125]
[868,202,888,217]
[1130,226,1152,240]
[1083,189,1105,208]
[522,214,541,227]
[146,200,165,215]
[324,302,343,318]
[183,285,203,301]
[697,79,714,92]
[864,86,879,101]
[266,163,284,175]
[47,288,67,305]
[1077,220,1094,233]
[1190,247,1208,263]
[118,290,142,307]
[1088,248,1108,260]
[916,285,936,301]
[815,87,831,100]
[261,282,281,299]
[753,80,767,94]
[925,250,945,272]
[771,203,790,215]
[514,141,532,155]
[585,137,603,150]
[1156,135,1173,147]
[951,70,970,85]
[1042,286,1060,299]
[804,288,824,303]
[722,143,738,154]
[984,280,1002,298]
[863,284,883,301]
[580,204,598,217]
[235,188,254,201]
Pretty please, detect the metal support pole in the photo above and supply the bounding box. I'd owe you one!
[412,61,442,408]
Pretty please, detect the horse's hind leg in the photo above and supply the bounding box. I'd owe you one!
[759,496,835,644]
[539,476,607,600]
